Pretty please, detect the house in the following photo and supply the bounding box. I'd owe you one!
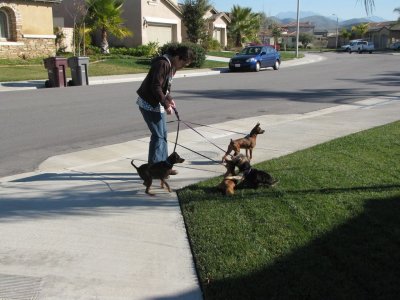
[279,22,315,48]
[52,0,229,50]
[0,0,60,59]
[365,22,398,49]
[203,8,230,47]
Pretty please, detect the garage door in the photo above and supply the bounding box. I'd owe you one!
[147,24,172,45]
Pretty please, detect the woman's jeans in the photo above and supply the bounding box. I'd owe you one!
[139,107,168,164]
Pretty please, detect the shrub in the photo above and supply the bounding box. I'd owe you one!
[159,42,206,68]
[201,37,221,51]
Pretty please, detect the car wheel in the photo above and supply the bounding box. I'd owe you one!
[255,62,260,72]
[273,60,280,70]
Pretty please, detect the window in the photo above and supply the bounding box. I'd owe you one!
[0,9,9,40]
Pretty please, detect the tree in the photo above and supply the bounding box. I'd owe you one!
[85,0,132,54]
[181,0,212,44]
[360,0,375,15]
[228,5,261,47]
[340,28,352,42]
[394,7,400,21]
[351,23,369,38]
[271,25,281,48]
[299,33,313,48]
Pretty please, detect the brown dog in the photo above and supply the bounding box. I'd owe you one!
[131,152,185,196]
[218,158,238,196]
[222,122,265,162]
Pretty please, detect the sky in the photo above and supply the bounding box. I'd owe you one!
[211,0,400,21]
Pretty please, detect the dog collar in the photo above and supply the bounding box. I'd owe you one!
[243,168,252,177]
[165,159,173,167]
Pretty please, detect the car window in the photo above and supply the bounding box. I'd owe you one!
[240,48,252,55]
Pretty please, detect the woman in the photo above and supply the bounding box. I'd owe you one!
[136,45,193,168]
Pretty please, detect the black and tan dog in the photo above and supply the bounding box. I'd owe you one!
[222,122,265,162]
[218,158,241,196]
[231,154,278,189]
[131,152,185,195]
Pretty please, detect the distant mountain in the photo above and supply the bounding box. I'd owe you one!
[280,18,295,24]
[300,15,338,31]
[340,18,371,27]
[275,11,320,19]
[368,16,387,22]
[272,12,388,32]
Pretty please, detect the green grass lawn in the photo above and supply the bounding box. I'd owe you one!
[0,51,301,82]
[0,56,228,82]
[178,121,400,300]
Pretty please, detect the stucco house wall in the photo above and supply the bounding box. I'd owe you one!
[113,0,182,47]
[0,0,59,59]
[204,9,230,47]
[53,0,230,49]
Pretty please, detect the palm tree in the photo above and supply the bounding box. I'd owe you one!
[394,7,400,21]
[85,0,132,54]
[361,0,375,15]
[228,5,261,47]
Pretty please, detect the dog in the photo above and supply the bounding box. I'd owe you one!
[222,122,265,162]
[131,152,185,196]
[231,154,278,189]
[218,158,241,196]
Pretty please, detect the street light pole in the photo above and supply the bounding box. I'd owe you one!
[296,0,300,58]
[332,14,339,49]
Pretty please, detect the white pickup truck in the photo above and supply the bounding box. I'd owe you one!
[342,40,375,54]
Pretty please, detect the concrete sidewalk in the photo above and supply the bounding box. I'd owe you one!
[1,92,399,299]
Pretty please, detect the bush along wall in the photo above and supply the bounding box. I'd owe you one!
[159,42,206,68]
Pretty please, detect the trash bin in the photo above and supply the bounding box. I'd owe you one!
[43,57,68,88]
[67,56,89,86]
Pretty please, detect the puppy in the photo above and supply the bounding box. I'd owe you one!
[131,152,185,196]
[232,154,278,189]
[222,122,265,162]
[218,158,241,196]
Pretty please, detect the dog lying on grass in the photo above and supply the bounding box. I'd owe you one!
[219,154,278,195]
[131,152,185,196]
[234,154,278,189]
[222,122,265,162]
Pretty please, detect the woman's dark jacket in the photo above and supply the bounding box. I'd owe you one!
[137,56,173,108]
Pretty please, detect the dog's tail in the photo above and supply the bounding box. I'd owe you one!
[130,160,139,171]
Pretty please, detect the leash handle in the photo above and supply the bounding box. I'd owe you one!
[171,106,180,153]
[172,106,180,121]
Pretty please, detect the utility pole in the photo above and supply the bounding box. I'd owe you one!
[332,14,339,49]
[296,0,300,58]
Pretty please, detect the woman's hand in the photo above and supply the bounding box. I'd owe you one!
[165,99,176,115]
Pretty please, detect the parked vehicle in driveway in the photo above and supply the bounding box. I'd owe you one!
[229,46,281,72]
[389,41,400,50]
[341,39,374,54]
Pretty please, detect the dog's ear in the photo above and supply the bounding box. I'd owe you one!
[256,122,260,127]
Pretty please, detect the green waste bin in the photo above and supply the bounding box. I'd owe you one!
[68,56,89,86]
[43,57,68,88]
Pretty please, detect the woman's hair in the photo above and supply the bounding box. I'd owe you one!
[167,45,194,62]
